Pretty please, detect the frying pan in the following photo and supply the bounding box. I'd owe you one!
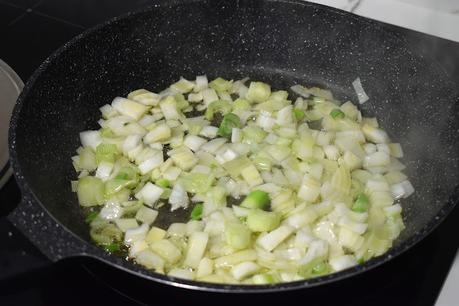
[7,0,459,293]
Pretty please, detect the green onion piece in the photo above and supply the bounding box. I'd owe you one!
[179,172,214,193]
[352,193,369,213]
[205,100,232,120]
[293,109,305,121]
[209,77,233,92]
[222,156,252,179]
[95,143,119,163]
[246,81,271,103]
[357,257,365,265]
[78,147,97,171]
[116,166,139,182]
[252,272,281,284]
[225,223,252,250]
[217,113,241,138]
[246,209,280,232]
[100,128,115,138]
[90,223,122,245]
[298,258,324,278]
[109,188,131,203]
[85,211,99,224]
[160,188,172,200]
[240,190,270,210]
[190,203,204,220]
[174,93,189,110]
[122,201,142,217]
[170,78,194,93]
[77,176,105,206]
[104,179,133,197]
[156,178,171,188]
[242,126,267,143]
[104,243,121,253]
[208,186,227,207]
[311,261,330,275]
[233,98,250,110]
[115,172,129,180]
[252,156,272,172]
[312,96,326,104]
[330,109,345,119]
[270,90,289,102]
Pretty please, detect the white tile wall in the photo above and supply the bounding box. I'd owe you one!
[398,0,459,14]
[307,0,459,42]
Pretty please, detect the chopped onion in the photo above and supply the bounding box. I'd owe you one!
[95,161,114,181]
[352,77,369,104]
[329,255,357,271]
[72,76,413,285]
[391,180,414,199]
[138,153,163,175]
[184,135,207,152]
[169,184,189,211]
[112,97,149,120]
[80,130,102,150]
[195,75,208,92]
[135,182,163,206]
[124,223,149,245]
[290,85,311,98]
[100,201,124,220]
[199,126,218,138]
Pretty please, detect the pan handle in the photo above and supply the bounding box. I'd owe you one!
[0,177,50,281]
[6,196,92,271]
[0,218,51,282]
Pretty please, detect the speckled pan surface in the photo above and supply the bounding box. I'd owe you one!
[8,0,459,292]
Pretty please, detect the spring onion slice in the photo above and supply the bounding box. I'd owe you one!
[71,76,413,285]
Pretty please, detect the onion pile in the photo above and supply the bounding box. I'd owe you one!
[71,76,413,284]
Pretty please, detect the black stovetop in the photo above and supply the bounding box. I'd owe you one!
[1,1,459,305]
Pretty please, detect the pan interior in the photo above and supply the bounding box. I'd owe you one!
[12,0,459,280]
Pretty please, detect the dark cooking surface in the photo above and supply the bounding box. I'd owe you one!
[1,0,459,305]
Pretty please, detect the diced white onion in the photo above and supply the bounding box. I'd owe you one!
[231,128,242,143]
[352,77,369,104]
[95,161,113,181]
[135,206,159,225]
[257,225,294,251]
[391,180,414,199]
[135,182,163,206]
[115,218,138,232]
[168,268,195,280]
[329,255,357,271]
[290,85,311,98]
[201,138,227,154]
[231,262,260,280]
[138,153,163,175]
[124,223,149,245]
[184,135,207,152]
[80,130,102,150]
[199,126,218,138]
[100,201,124,220]
[195,75,208,92]
[169,184,189,211]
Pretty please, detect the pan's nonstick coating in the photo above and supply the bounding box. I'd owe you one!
[9,0,459,292]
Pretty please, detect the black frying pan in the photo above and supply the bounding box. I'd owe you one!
[8,0,459,293]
